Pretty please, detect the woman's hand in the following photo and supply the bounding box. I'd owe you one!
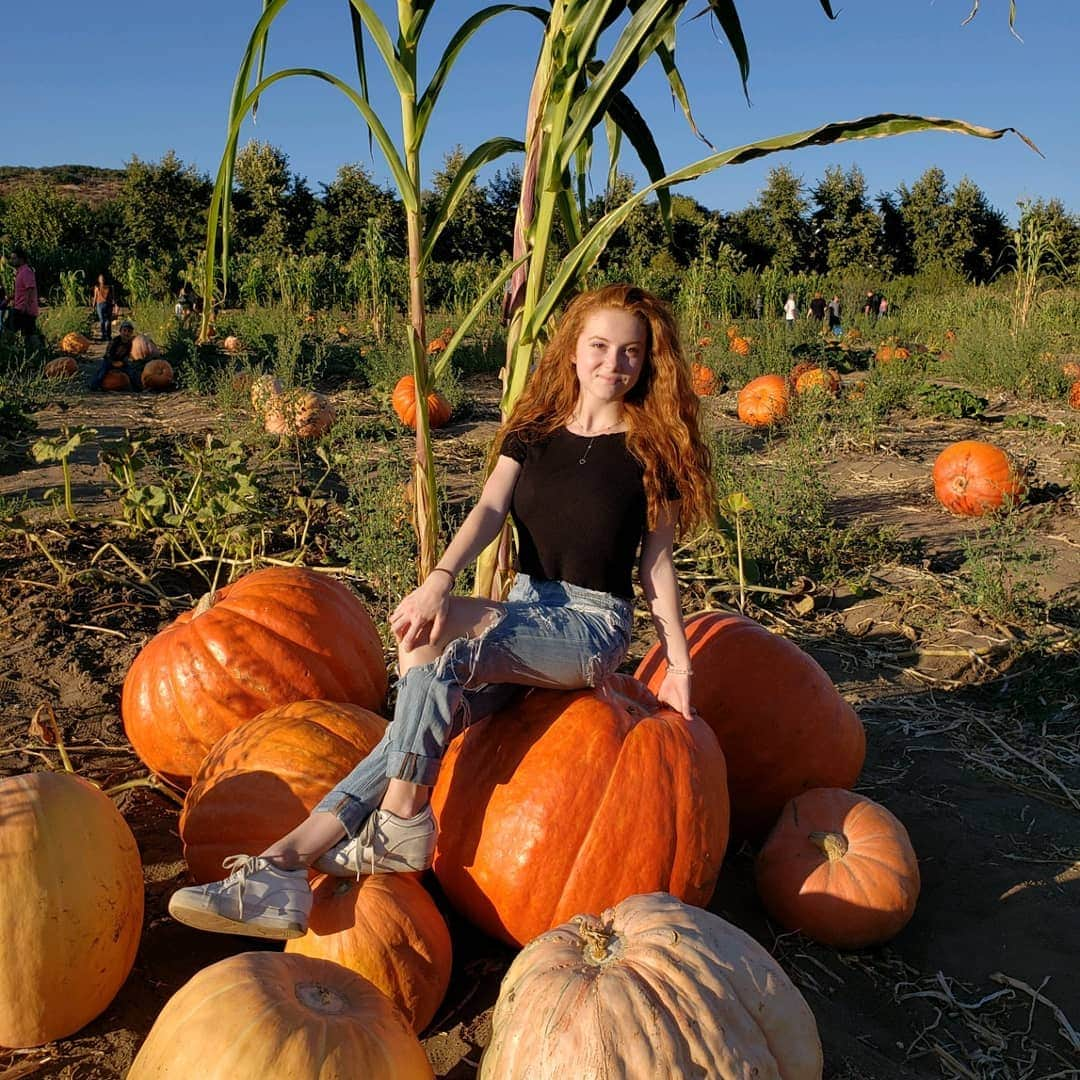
[389,576,452,651]
[656,669,693,721]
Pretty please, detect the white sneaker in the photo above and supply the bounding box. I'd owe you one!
[168,855,311,940]
[313,806,438,877]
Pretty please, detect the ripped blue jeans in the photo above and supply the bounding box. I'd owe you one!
[312,574,633,836]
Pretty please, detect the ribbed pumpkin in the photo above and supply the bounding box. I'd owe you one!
[101,368,132,391]
[392,375,452,429]
[141,358,174,391]
[264,389,336,438]
[636,612,865,839]
[787,360,818,387]
[431,673,729,946]
[287,873,452,1033]
[128,952,433,1080]
[180,700,386,882]
[250,373,283,414]
[480,892,823,1080]
[44,356,78,379]
[737,374,789,428]
[729,334,752,356]
[932,440,1026,517]
[1060,360,1080,380]
[0,772,143,1048]
[122,566,387,786]
[755,788,920,949]
[690,362,718,396]
[129,334,160,361]
[1069,380,1080,410]
[794,367,841,396]
[60,331,91,355]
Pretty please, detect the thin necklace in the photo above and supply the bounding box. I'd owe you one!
[570,414,623,465]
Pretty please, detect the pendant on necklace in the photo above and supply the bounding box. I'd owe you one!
[578,438,595,465]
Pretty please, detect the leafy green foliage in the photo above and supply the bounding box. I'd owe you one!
[914,383,989,419]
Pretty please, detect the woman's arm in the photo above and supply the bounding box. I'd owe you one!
[639,502,693,720]
[391,454,522,649]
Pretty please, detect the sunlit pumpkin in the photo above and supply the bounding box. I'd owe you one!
[875,344,910,364]
[130,334,160,362]
[141,358,174,391]
[391,375,452,430]
[794,367,841,396]
[932,440,1026,516]
[60,331,91,356]
[729,335,752,356]
[264,389,336,438]
[431,673,729,946]
[755,788,920,948]
[426,337,448,354]
[480,892,822,1080]
[180,700,386,882]
[636,611,865,839]
[122,566,387,785]
[222,335,243,354]
[101,368,131,391]
[287,873,452,1033]
[1069,380,1080,410]
[0,772,143,1048]
[127,952,433,1079]
[250,373,283,414]
[44,357,78,379]
[336,325,350,338]
[737,374,789,428]
[1060,360,1080,379]
[691,362,718,396]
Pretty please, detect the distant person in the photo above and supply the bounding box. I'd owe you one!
[8,247,40,341]
[90,319,142,391]
[753,293,763,320]
[807,292,827,323]
[862,290,878,319]
[175,282,197,324]
[878,295,889,319]
[827,294,842,335]
[0,279,7,332]
[91,274,116,341]
[783,292,797,328]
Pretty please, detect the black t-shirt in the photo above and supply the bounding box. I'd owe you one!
[501,427,676,599]
[809,297,827,320]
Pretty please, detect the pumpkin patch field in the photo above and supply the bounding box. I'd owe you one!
[0,307,1078,1079]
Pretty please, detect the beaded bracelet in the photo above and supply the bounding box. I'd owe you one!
[667,664,693,676]
[428,567,455,586]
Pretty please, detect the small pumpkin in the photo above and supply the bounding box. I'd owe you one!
[690,362,718,396]
[141,358,174,391]
[127,952,433,1080]
[480,892,822,1080]
[286,873,452,1033]
[725,324,739,341]
[121,566,387,786]
[787,360,818,386]
[336,324,350,338]
[101,368,132,392]
[426,337,449,355]
[130,334,160,361]
[1060,359,1080,380]
[264,389,336,438]
[729,335,752,357]
[794,367,841,396]
[1069,380,1080,410]
[431,673,729,946]
[737,374,789,428]
[180,700,387,883]
[222,335,243,355]
[60,331,91,356]
[0,772,143,1048]
[392,375,452,430]
[250,373,284,414]
[303,312,317,325]
[44,356,78,379]
[932,440,1026,517]
[875,344,910,364]
[755,788,920,948]
[636,611,865,839]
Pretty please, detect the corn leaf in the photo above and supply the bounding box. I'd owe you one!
[346,1,374,157]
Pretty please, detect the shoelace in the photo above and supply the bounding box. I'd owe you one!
[220,854,260,919]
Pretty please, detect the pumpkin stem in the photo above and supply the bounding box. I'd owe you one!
[193,590,217,618]
[294,982,349,1015]
[577,919,616,964]
[809,830,849,861]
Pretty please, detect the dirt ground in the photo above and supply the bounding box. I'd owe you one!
[1,352,1078,1079]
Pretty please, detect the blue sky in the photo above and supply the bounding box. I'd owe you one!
[5,2,1077,222]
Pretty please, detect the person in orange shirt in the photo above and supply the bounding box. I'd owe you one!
[8,247,39,340]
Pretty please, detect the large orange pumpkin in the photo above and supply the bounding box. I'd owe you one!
[287,873,452,1033]
[141,358,174,391]
[430,673,729,946]
[0,772,143,1048]
[392,375,452,429]
[101,368,132,391]
[755,788,920,949]
[932,440,1026,517]
[129,334,160,361]
[636,612,865,839]
[737,374,789,427]
[480,892,822,1079]
[180,700,386,882]
[691,361,718,396]
[264,389,336,437]
[128,952,433,1079]
[122,566,387,786]
[60,331,91,355]
[44,356,78,379]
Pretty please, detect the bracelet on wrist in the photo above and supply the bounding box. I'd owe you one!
[667,664,693,676]
[428,566,455,587]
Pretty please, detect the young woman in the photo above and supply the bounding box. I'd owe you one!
[168,284,715,940]
[91,274,115,341]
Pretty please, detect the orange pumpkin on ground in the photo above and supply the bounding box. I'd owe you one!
[875,344,910,364]
[250,373,283,414]
[287,873,452,1033]
[222,334,243,354]
[737,374,789,428]
[755,787,920,949]
[127,952,433,1080]
[480,892,822,1080]
[264,389,336,437]
[1060,360,1080,380]
[392,375,452,430]
[0,772,143,1048]
[336,325,350,338]
[787,360,818,386]
[129,334,160,361]
[121,566,387,786]
[141,358,174,391]
[60,331,91,355]
[431,673,729,947]
[44,356,78,379]
[1069,380,1080,410]
[101,368,132,391]
[794,367,841,395]
[636,611,865,839]
[932,440,1026,517]
[729,335,752,356]
[426,337,448,354]
[180,700,386,883]
[691,362,718,396]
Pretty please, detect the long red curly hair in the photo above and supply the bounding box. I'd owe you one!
[496,284,714,535]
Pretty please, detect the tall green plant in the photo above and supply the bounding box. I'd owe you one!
[1008,202,1065,336]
